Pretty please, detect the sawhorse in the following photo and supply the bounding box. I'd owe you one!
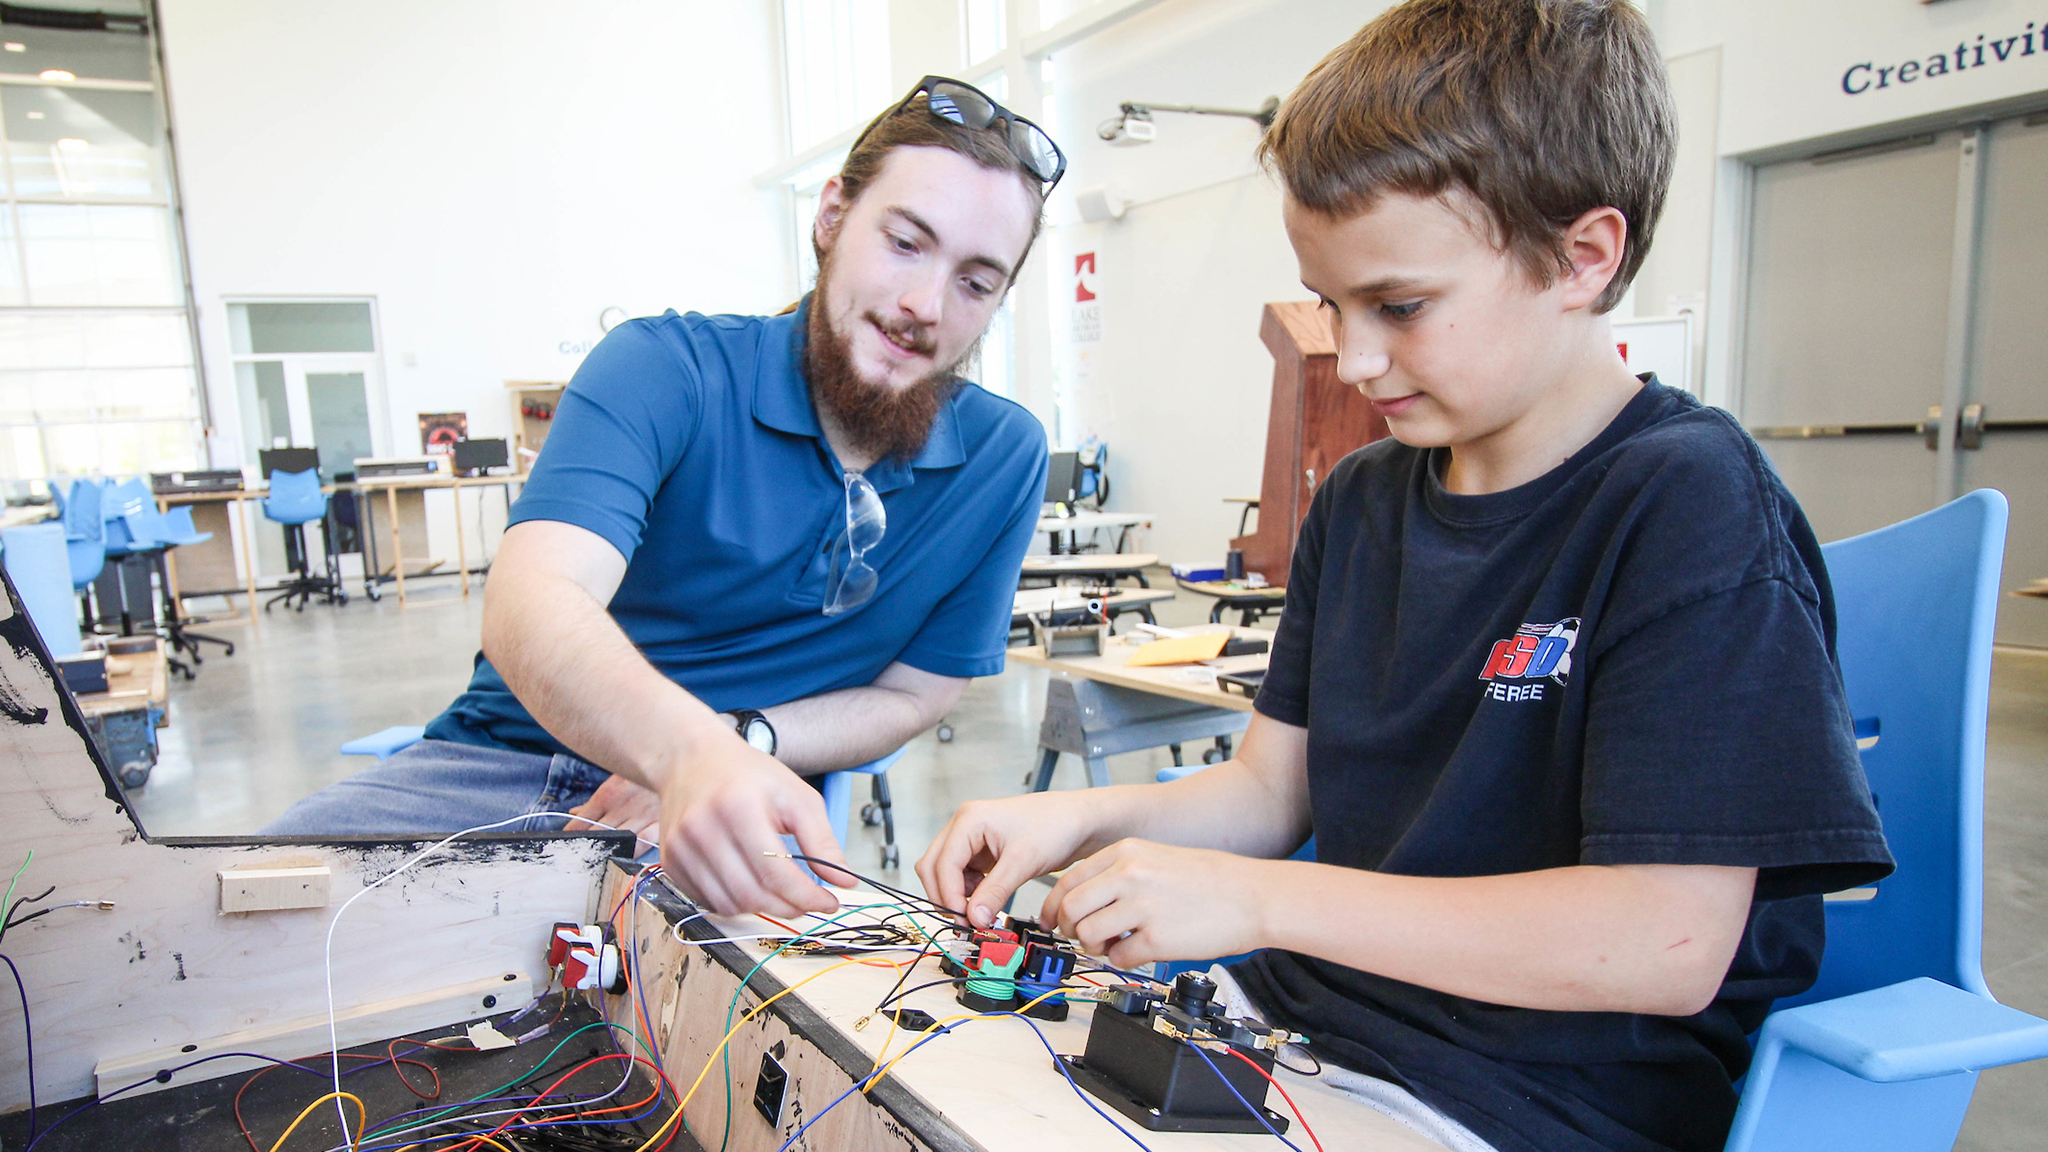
[1027,673,1250,790]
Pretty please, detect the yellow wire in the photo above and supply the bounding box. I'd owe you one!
[859,986,1069,1092]
[392,1140,513,1152]
[267,1091,366,1152]
[625,954,911,1152]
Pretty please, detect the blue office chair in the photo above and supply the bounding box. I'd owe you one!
[57,478,106,622]
[1724,488,2048,1151]
[263,467,346,611]
[821,745,906,868]
[91,477,164,636]
[119,503,234,678]
[1,521,83,657]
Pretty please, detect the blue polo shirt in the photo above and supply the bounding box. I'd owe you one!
[423,298,1047,761]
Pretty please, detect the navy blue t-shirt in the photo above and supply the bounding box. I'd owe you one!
[1230,381,1893,1152]
[426,299,1048,759]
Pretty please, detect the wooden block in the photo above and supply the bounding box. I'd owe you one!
[218,865,332,914]
[93,971,533,1099]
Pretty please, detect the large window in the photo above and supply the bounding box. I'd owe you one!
[781,0,892,153]
[0,11,201,489]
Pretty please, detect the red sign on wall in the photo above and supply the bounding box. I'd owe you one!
[1074,252,1098,302]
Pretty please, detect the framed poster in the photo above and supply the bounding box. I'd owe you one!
[419,411,468,456]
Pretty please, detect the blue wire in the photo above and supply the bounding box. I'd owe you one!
[0,954,35,1141]
[771,1012,1156,1152]
[1182,1040,1306,1152]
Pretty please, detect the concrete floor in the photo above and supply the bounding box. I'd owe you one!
[130,581,2048,1150]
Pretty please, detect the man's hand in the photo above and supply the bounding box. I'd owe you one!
[915,790,1111,928]
[563,775,660,851]
[1042,839,1273,969]
[656,730,855,919]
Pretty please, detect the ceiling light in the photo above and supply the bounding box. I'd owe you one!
[56,137,86,151]
[25,111,42,120]
[4,43,25,53]
[38,69,74,82]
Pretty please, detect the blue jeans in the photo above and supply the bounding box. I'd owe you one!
[259,738,612,836]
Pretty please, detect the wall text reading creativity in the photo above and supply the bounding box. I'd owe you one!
[1843,23,2046,95]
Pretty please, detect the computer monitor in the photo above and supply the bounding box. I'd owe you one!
[1044,450,1082,506]
[258,447,321,479]
[453,438,509,476]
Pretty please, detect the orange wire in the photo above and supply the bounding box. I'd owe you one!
[1221,1046,1325,1152]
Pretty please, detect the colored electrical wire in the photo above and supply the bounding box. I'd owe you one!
[771,852,970,920]
[319,812,651,1148]
[268,1091,366,1152]
[233,1053,440,1152]
[1270,1043,1321,1077]
[356,1021,645,1145]
[2,850,30,928]
[1,953,35,1142]
[1221,1046,1325,1152]
[1182,1040,1307,1152]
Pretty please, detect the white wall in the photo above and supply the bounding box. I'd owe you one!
[156,0,793,565]
[1042,0,1393,566]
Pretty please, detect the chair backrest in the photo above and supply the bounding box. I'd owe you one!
[1791,488,2007,1008]
[264,468,327,524]
[1,522,82,657]
[59,479,103,544]
[100,478,151,520]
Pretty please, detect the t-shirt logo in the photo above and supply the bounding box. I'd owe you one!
[1478,618,1580,703]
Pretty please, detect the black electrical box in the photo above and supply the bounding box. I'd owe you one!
[1057,973,1289,1134]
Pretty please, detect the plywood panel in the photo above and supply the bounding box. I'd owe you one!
[0,572,630,1111]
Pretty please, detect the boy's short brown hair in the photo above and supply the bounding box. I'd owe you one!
[1260,0,1673,313]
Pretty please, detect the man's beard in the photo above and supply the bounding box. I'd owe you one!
[806,255,975,465]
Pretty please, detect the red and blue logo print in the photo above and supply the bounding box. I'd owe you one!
[1478,618,1579,703]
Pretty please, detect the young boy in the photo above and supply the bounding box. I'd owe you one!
[916,2,1892,1150]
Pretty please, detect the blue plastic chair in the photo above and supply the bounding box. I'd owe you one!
[98,478,154,557]
[116,503,231,679]
[1,521,82,657]
[263,468,344,611]
[58,478,105,593]
[1724,488,2048,1151]
[340,725,428,760]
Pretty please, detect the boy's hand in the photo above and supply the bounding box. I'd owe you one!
[1045,839,1272,969]
[916,791,1104,928]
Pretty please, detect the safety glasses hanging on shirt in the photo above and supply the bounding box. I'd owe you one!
[823,471,886,616]
[853,75,1067,194]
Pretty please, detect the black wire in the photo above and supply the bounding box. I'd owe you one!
[1271,1045,1321,1077]
[0,953,34,1140]
[782,853,969,920]
[0,885,56,945]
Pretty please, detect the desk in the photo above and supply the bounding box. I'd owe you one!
[1038,509,1153,554]
[1012,585,1173,641]
[1177,578,1287,625]
[0,503,52,531]
[1020,551,1158,586]
[350,472,521,607]
[74,645,168,788]
[154,489,264,634]
[603,865,1443,1152]
[1009,623,1268,789]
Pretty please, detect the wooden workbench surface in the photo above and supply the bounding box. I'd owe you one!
[73,646,168,718]
[1007,622,1270,712]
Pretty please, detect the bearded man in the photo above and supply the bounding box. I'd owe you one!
[263,78,1059,918]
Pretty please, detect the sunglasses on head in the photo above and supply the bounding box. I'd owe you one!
[854,75,1067,194]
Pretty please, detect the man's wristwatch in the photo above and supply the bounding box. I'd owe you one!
[731,709,776,756]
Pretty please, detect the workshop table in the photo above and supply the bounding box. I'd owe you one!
[74,644,169,789]
[1008,622,1268,790]
[1037,509,1153,554]
[1020,551,1158,587]
[1011,584,1173,641]
[1177,578,1287,625]
[603,863,1448,1152]
[350,472,521,607]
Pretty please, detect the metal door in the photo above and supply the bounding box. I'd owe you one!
[1742,116,2048,645]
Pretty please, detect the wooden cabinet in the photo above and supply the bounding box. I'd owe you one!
[505,381,566,472]
[1230,301,1389,581]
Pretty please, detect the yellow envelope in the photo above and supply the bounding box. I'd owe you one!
[1125,633,1230,666]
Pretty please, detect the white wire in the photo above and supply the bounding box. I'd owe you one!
[320,811,653,1145]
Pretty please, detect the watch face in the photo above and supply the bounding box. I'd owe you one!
[742,717,775,753]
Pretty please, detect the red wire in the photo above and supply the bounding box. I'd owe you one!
[1222,1046,1325,1152]
[233,1052,441,1152]
[434,1051,671,1152]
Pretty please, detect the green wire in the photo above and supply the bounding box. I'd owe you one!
[713,901,928,1152]
[361,1019,636,1139]
[3,849,31,925]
